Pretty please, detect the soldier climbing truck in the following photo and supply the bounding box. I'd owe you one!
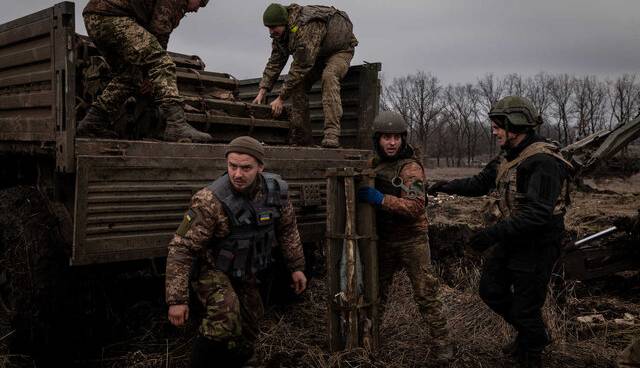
[0,1,381,356]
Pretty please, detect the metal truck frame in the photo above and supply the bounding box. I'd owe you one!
[0,2,381,266]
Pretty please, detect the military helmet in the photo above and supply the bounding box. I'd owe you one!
[263,3,289,26]
[373,111,408,135]
[489,96,542,131]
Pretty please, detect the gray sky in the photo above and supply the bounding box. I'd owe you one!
[2,1,640,84]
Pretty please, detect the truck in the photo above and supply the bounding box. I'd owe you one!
[0,2,381,359]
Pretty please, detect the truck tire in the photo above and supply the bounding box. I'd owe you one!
[0,186,69,364]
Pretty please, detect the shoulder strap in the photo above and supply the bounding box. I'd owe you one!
[261,172,288,207]
[496,142,574,185]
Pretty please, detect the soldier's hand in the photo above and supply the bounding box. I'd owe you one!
[468,230,495,253]
[168,304,189,326]
[427,180,450,196]
[252,88,267,104]
[358,187,384,205]
[291,271,307,294]
[270,96,285,117]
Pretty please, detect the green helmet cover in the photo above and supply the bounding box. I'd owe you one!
[489,95,541,130]
[373,111,408,135]
[263,3,288,26]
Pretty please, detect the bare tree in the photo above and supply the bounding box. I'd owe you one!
[384,69,638,167]
[477,74,505,156]
[383,72,444,159]
[525,72,553,119]
[443,84,481,165]
[607,74,640,128]
[549,74,574,145]
[406,72,443,157]
[502,73,525,96]
[572,75,608,138]
[383,75,413,130]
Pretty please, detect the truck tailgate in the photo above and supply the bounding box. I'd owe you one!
[72,138,370,265]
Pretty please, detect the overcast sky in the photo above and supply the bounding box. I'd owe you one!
[3,1,639,84]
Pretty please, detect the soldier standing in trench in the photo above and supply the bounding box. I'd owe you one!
[357,111,454,365]
[165,136,307,367]
[252,3,358,148]
[428,96,574,368]
[80,0,213,142]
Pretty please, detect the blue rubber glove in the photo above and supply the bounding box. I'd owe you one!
[358,187,384,205]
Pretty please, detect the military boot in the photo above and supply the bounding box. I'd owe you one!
[76,106,117,138]
[161,103,213,143]
[190,336,218,368]
[430,340,455,366]
[514,350,543,368]
[502,338,521,357]
[321,133,340,148]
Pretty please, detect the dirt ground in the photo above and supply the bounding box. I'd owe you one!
[1,168,639,368]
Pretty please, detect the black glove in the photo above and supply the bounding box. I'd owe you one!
[468,230,495,253]
[427,180,450,196]
[614,215,640,233]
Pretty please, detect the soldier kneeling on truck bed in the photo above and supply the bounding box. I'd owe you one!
[252,3,358,148]
[428,96,575,368]
[79,0,213,143]
[165,136,307,368]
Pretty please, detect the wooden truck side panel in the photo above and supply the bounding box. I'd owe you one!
[0,1,75,171]
[73,139,371,265]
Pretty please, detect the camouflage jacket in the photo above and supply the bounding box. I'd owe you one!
[258,4,358,100]
[373,146,428,243]
[165,176,305,305]
[83,0,188,49]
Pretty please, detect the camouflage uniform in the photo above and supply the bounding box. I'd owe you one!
[372,146,451,351]
[258,4,358,144]
[82,0,185,116]
[165,175,305,351]
[619,338,640,368]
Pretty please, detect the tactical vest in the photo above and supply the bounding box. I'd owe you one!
[482,142,574,226]
[289,5,357,56]
[208,172,288,280]
[374,157,421,198]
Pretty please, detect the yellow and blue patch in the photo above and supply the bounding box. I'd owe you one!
[176,209,196,236]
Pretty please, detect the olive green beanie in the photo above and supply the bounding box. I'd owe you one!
[225,136,265,164]
[263,3,288,26]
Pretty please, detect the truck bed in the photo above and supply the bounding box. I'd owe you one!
[72,138,371,265]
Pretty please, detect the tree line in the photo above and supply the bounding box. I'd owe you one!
[382,72,640,167]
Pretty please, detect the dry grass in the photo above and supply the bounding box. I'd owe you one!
[253,260,637,368]
[2,257,637,368]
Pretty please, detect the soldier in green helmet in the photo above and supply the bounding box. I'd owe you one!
[80,0,213,142]
[252,3,358,148]
[428,96,574,367]
[358,111,454,365]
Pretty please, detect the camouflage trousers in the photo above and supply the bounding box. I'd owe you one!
[192,268,264,353]
[618,337,640,367]
[83,14,182,115]
[289,50,353,145]
[378,237,450,345]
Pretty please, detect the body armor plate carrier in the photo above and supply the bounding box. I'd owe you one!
[483,141,574,226]
[208,172,288,280]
